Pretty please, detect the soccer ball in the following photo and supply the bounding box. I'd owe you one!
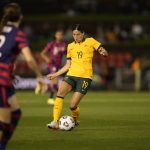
[59,116,75,131]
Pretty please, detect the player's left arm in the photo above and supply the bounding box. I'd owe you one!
[16,30,47,94]
[21,47,47,94]
[97,46,108,57]
[91,37,108,57]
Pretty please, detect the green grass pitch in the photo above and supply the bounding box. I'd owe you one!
[8,91,150,150]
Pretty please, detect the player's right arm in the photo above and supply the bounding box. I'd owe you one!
[47,59,71,80]
[40,42,51,63]
[40,50,50,63]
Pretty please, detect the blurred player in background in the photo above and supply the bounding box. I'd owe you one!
[47,24,108,129]
[40,30,67,105]
[0,3,46,149]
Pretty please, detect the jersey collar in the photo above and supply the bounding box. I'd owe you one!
[74,38,85,44]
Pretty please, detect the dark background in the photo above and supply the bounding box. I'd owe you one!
[0,0,150,90]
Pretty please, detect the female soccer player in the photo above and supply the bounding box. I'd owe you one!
[40,30,67,105]
[0,3,46,149]
[47,24,108,129]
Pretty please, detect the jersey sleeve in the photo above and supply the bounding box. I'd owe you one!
[90,38,101,51]
[66,44,71,59]
[15,30,29,50]
[43,42,52,52]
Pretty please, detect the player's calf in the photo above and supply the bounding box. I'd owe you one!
[0,109,22,149]
[70,106,80,126]
[0,121,10,150]
[11,109,22,131]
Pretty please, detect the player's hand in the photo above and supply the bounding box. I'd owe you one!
[45,58,51,64]
[98,47,108,57]
[47,73,58,80]
[35,77,47,95]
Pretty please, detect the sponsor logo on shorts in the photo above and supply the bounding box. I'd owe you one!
[64,76,68,80]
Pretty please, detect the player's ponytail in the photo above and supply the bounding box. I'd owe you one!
[0,14,8,34]
[0,3,22,34]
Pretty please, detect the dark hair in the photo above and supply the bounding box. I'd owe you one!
[55,29,64,34]
[72,24,85,33]
[0,3,22,34]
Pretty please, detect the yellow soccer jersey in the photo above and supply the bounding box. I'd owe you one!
[66,37,101,79]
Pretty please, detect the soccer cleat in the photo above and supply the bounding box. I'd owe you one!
[73,117,80,126]
[47,98,55,105]
[74,120,80,126]
[47,121,59,130]
[35,81,48,95]
[35,83,41,95]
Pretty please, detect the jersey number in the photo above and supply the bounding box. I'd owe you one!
[0,35,6,48]
[82,81,88,89]
[77,51,83,59]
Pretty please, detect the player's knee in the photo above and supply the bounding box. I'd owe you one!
[56,91,64,97]
[57,85,71,97]
[57,89,67,97]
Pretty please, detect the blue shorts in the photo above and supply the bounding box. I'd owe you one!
[0,85,15,108]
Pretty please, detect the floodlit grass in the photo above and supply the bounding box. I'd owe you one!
[8,91,150,150]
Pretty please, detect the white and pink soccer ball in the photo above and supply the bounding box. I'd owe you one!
[59,116,75,131]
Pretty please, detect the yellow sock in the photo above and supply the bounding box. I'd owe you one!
[71,107,80,121]
[53,97,64,122]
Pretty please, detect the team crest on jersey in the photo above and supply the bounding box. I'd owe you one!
[84,44,88,47]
